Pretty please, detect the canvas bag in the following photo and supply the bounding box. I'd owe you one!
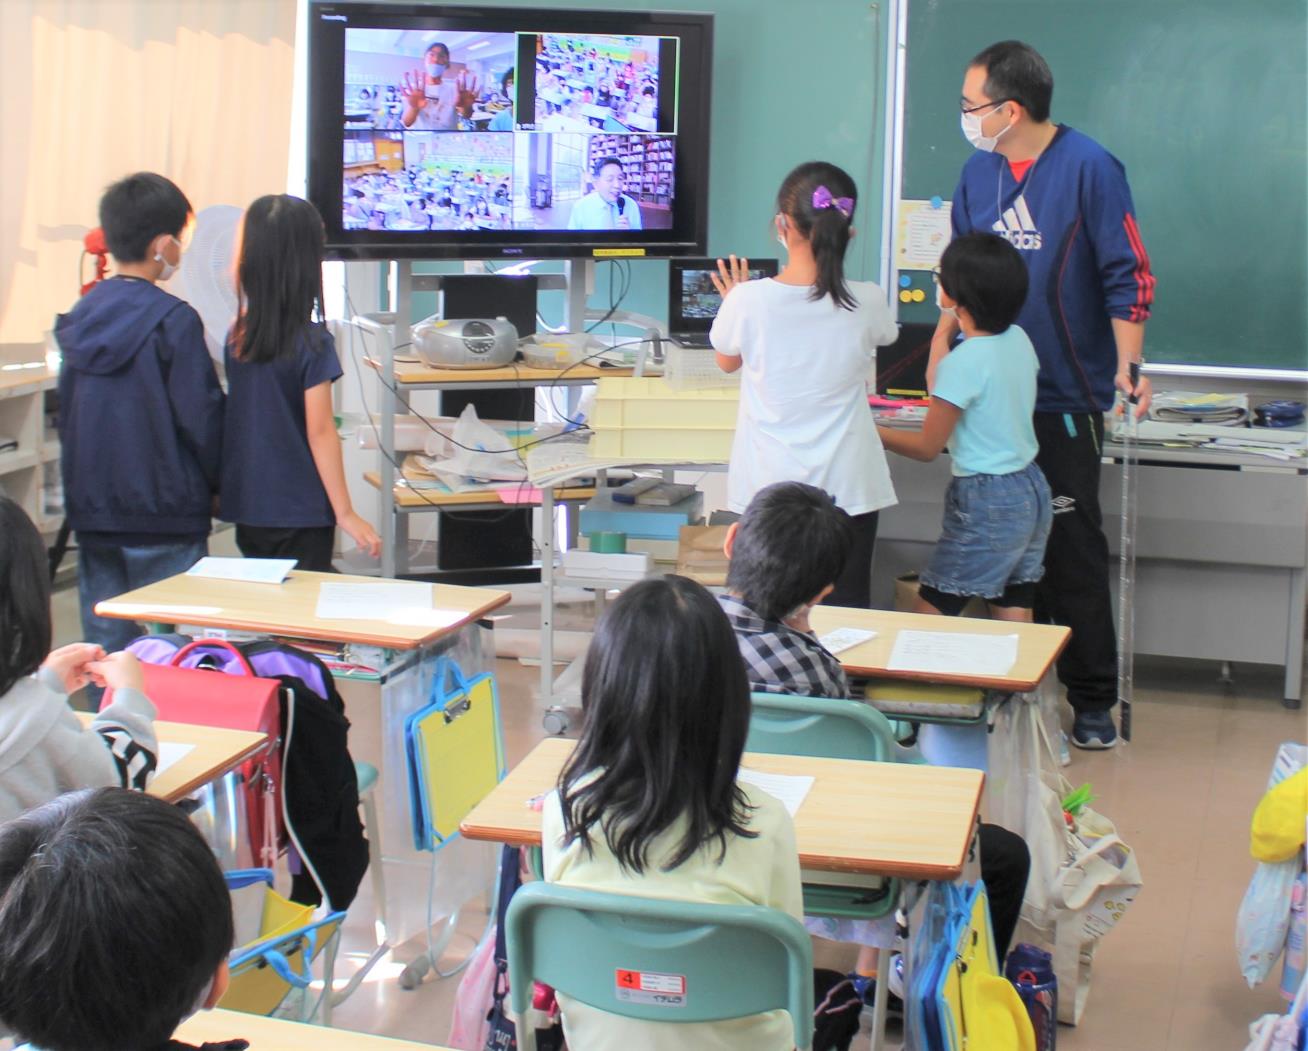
[993,693,1143,1024]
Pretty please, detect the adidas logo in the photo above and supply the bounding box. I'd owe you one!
[993,196,1043,250]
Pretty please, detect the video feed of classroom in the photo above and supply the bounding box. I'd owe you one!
[343,28,516,133]
[531,33,662,134]
[343,133,514,231]
[681,269,725,319]
[512,133,675,231]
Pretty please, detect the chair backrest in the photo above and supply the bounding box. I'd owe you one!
[747,691,896,763]
[506,882,814,1049]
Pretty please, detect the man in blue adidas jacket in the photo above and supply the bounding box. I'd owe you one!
[930,41,1155,749]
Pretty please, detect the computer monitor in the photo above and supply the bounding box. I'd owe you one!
[308,3,714,260]
[667,257,779,344]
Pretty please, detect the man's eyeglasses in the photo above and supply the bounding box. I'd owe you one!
[959,97,1013,115]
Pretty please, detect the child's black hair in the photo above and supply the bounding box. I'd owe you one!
[0,497,51,698]
[775,160,859,311]
[726,482,855,622]
[938,232,1029,334]
[0,788,234,1051]
[98,172,192,264]
[233,194,326,365]
[558,576,755,874]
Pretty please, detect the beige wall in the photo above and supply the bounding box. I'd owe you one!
[0,0,297,344]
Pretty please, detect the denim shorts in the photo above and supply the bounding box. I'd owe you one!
[920,462,1053,601]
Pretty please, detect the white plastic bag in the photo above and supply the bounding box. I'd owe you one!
[427,403,528,489]
[996,693,1142,1024]
[1238,743,1308,988]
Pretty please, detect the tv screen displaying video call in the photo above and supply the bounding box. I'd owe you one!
[309,4,713,259]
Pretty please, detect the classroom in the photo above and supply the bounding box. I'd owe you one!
[0,1,1304,1050]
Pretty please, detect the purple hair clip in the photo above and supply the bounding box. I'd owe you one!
[812,185,854,219]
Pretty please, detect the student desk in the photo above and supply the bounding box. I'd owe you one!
[76,714,267,804]
[96,570,511,949]
[462,737,985,881]
[807,606,1071,694]
[462,736,984,1051]
[176,1009,453,1050]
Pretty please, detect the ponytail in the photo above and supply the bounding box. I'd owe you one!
[775,161,858,311]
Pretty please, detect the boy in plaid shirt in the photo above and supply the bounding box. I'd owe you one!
[719,481,1030,991]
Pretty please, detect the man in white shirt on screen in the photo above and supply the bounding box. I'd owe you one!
[400,41,479,131]
[566,157,643,230]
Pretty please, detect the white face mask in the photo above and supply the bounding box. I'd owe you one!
[935,282,957,318]
[426,61,448,79]
[775,214,787,250]
[960,103,1011,153]
[154,236,181,281]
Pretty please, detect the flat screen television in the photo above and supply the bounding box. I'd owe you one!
[307,2,713,260]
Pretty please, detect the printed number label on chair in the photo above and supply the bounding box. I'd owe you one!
[615,969,688,1007]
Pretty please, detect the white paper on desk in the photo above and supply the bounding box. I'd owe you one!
[187,557,296,584]
[737,768,814,818]
[888,630,1019,677]
[155,741,195,776]
[819,627,877,654]
[314,580,433,620]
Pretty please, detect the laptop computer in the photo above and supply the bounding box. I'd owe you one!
[876,321,935,399]
[667,257,779,348]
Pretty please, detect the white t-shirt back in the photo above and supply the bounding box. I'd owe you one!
[710,278,900,516]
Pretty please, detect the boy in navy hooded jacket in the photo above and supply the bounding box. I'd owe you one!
[54,173,223,669]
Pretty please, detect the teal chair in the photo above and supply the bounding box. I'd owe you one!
[747,691,897,762]
[747,692,899,919]
[505,882,814,1051]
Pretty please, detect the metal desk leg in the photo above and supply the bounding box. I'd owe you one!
[394,509,411,578]
[541,485,564,732]
[1285,567,1305,708]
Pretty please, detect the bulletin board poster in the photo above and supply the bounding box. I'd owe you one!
[895,199,952,272]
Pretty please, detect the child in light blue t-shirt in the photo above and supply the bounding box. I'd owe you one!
[878,232,1051,620]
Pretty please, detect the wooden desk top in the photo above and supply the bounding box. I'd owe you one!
[363,470,596,509]
[177,1009,452,1050]
[95,570,511,650]
[808,606,1070,692]
[387,360,634,386]
[0,363,54,396]
[461,737,984,881]
[77,715,268,803]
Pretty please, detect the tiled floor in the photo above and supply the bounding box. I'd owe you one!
[51,570,1306,1050]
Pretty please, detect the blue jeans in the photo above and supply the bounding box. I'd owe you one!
[77,538,208,699]
[920,462,1052,601]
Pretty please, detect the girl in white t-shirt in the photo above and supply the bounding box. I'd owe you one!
[543,575,803,1051]
[711,161,899,607]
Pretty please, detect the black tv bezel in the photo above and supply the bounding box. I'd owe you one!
[308,1,714,261]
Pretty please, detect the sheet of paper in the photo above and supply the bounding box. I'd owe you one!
[896,199,953,271]
[187,557,296,584]
[818,627,877,654]
[155,741,195,775]
[314,580,433,621]
[888,629,1019,677]
[737,768,815,818]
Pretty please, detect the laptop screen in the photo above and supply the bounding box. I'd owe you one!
[669,257,779,335]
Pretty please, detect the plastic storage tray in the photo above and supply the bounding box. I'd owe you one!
[661,341,741,391]
[588,378,738,460]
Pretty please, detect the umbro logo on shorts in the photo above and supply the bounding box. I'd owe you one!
[1051,495,1077,514]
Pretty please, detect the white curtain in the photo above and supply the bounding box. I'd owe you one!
[0,0,297,345]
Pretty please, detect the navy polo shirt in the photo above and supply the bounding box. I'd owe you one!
[219,324,344,527]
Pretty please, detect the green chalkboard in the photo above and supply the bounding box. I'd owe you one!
[897,0,1308,373]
